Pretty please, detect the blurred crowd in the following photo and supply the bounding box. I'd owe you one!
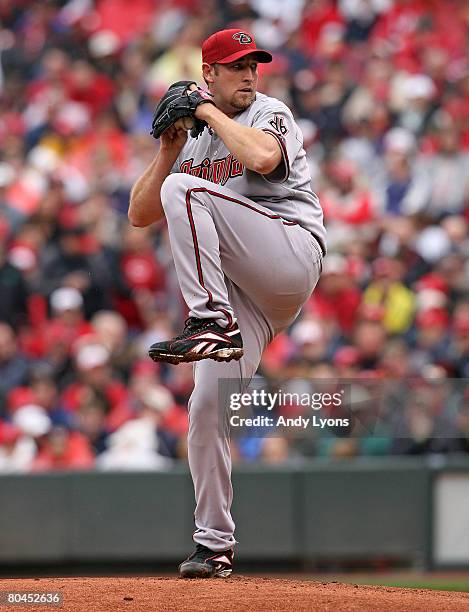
[0,0,468,472]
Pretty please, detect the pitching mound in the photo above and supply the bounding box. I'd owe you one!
[1,576,468,611]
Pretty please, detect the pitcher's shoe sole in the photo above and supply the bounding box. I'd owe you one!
[148,318,243,365]
[149,346,243,365]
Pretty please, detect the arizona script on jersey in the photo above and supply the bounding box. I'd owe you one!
[180,154,244,186]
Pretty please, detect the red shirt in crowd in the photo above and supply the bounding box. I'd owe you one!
[32,431,95,471]
[307,284,361,335]
[61,381,133,432]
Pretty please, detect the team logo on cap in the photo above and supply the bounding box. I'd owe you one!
[232,32,252,44]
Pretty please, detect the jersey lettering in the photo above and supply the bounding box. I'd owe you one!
[200,157,211,181]
[180,155,244,186]
[180,159,193,174]
[211,159,225,184]
[268,115,288,135]
[221,154,231,185]
[230,156,244,177]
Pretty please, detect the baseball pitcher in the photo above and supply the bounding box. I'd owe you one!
[128,28,326,578]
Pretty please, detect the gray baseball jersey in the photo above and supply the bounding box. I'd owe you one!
[162,91,325,552]
[173,92,326,255]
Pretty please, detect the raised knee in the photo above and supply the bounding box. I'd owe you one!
[160,173,183,210]
[161,173,202,216]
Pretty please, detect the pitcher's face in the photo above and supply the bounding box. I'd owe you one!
[203,54,259,115]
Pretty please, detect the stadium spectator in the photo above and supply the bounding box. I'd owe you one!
[0,421,36,473]
[362,257,415,334]
[404,121,469,218]
[0,241,28,328]
[32,425,95,472]
[0,324,29,413]
[376,127,419,216]
[307,254,361,336]
[61,342,134,432]
[95,385,174,471]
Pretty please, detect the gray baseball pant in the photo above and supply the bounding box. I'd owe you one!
[161,172,323,551]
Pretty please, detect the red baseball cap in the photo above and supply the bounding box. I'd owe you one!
[202,29,272,65]
[416,309,449,329]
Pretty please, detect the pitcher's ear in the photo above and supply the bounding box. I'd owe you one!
[202,62,215,85]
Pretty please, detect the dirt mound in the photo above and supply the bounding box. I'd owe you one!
[1,576,468,611]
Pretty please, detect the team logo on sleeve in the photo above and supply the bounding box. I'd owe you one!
[232,32,252,44]
[268,115,288,135]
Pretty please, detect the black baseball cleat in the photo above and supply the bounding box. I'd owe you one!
[179,543,234,579]
[148,317,243,365]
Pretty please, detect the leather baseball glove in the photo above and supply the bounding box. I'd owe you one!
[150,81,214,140]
